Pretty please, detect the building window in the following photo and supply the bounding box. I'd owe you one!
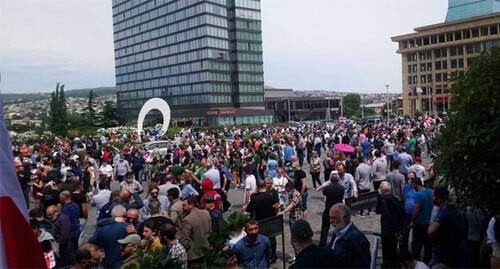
[435,49,441,58]
[451,59,457,68]
[447,32,454,42]
[436,73,442,82]
[454,31,462,41]
[431,35,437,44]
[435,61,441,70]
[438,34,445,43]
[463,29,471,39]
[491,25,498,35]
[421,75,426,84]
[450,46,457,56]
[472,28,479,37]
[481,27,489,36]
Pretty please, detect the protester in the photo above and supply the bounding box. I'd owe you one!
[159,223,188,269]
[289,219,335,268]
[89,205,130,268]
[328,203,371,268]
[318,171,344,247]
[428,186,463,268]
[232,219,272,269]
[117,234,142,269]
[178,196,212,264]
[379,181,405,268]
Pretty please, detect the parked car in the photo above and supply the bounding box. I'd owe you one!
[144,140,170,159]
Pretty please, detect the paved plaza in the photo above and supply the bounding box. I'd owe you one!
[82,152,433,269]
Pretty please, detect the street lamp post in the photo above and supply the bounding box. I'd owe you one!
[281,98,291,122]
[385,84,390,121]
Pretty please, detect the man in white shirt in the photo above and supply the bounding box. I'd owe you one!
[202,160,221,190]
[241,166,256,212]
[114,155,130,182]
[99,161,113,180]
[91,181,112,218]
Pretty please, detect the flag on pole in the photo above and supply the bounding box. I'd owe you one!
[0,98,46,268]
[417,87,423,94]
[408,87,413,95]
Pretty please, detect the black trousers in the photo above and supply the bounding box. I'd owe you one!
[217,189,232,211]
[412,224,432,264]
[311,172,321,189]
[382,235,399,268]
[319,208,331,247]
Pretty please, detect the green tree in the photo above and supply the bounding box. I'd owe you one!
[343,93,361,118]
[100,101,119,128]
[435,47,500,216]
[84,90,98,126]
[48,82,68,136]
[67,112,86,129]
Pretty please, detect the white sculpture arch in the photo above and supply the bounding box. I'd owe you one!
[137,98,171,139]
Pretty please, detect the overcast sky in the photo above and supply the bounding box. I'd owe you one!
[0,0,448,94]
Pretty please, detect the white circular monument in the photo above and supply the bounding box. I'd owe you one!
[137,98,171,140]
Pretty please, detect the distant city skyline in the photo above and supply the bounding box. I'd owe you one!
[0,0,448,94]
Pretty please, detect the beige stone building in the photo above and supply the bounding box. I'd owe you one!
[392,13,500,116]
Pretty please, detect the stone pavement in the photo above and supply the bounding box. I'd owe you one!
[81,152,433,269]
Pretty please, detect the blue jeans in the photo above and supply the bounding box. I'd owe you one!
[301,191,309,211]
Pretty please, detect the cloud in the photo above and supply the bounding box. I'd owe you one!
[0,0,448,93]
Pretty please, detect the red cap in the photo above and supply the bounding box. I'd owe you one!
[415,156,422,162]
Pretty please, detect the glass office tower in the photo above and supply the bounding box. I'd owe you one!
[112,0,272,126]
[446,0,500,22]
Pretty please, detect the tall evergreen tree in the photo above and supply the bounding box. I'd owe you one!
[48,82,68,136]
[100,101,119,127]
[84,90,98,126]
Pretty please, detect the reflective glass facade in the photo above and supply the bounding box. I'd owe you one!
[446,0,500,22]
[112,0,270,125]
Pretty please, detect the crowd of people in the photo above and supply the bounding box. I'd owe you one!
[15,116,500,268]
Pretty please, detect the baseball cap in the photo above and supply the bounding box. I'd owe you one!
[117,234,141,246]
[415,156,422,162]
[291,219,313,240]
[66,171,75,178]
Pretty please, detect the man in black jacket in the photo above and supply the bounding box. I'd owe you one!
[318,171,344,247]
[290,219,335,268]
[380,181,405,268]
[328,203,371,268]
